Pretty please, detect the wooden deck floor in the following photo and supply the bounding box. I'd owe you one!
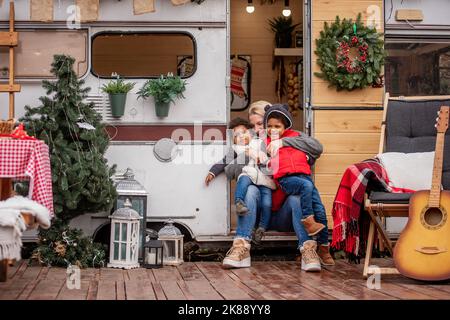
[1,259,450,300]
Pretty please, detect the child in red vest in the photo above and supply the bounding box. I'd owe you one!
[264,105,329,237]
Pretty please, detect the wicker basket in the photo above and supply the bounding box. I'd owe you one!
[0,119,14,135]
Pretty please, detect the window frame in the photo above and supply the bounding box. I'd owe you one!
[385,35,450,96]
[90,30,198,80]
[0,27,89,81]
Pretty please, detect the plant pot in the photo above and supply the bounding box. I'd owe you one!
[109,93,127,117]
[155,102,170,118]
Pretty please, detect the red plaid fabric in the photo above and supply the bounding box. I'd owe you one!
[331,158,413,256]
[0,139,53,217]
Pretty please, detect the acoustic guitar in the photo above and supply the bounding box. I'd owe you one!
[394,106,450,281]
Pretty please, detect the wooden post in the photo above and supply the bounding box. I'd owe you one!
[8,2,15,119]
[0,178,13,282]
[0,1,20,120]
[0,260,7,282]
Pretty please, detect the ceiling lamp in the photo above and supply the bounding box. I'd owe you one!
[282,0,291,17]
[246,0,255,14]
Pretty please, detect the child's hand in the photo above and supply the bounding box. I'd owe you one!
[267,139,283,156]
[205,173,215,186]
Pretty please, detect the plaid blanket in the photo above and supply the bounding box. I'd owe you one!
[331,158,413,257]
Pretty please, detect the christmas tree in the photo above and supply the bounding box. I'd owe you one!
[20,54,117,222]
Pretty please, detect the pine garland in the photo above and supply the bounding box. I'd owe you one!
[314,14,386,91]
[31,219,106,268]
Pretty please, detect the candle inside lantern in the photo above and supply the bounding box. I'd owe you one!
[146,252,156,265]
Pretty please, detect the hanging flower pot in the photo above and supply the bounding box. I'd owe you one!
[137,73,187,119]
[108,93,127,117]
[101,77,136,118]
[155,102,171,118]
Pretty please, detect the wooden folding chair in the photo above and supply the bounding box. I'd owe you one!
[362,93,450,278]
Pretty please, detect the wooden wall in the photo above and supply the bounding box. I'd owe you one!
[311,0,384,107]
[311,0,385,227]
[230,0,303,130]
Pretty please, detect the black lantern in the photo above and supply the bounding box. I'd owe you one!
[114,168,148,262]
[142,229,164,269]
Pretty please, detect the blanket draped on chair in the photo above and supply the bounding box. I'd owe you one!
[0,196,51,260]
[331,158,413,257]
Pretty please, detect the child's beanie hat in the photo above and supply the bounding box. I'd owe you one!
[263,104,293,130]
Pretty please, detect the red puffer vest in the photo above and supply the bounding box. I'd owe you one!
[266,129,311,180]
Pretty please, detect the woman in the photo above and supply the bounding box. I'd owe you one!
[222,101,333,271]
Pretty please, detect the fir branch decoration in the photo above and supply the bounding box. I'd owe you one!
[314,14,386,91]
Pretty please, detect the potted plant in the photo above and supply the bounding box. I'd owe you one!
[101,77,136,117]
[268,16,300,48]
[137,73,187,118]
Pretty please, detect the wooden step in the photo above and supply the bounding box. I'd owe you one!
[0,32,18,46]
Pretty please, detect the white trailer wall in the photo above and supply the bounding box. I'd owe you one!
[0,0,230,239]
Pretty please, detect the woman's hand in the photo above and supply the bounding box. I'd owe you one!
[205,173,215,186]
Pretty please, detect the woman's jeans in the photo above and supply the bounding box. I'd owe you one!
[271,195,328,248]
[278,174,327,220]
[235,175,272,230]
[235,187,328,248]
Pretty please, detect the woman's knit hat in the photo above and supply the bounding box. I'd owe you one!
[263,104,293,129]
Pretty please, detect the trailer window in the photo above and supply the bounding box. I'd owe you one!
[0,29,88,79]
[385,39,450,96]
[91,32,196,78]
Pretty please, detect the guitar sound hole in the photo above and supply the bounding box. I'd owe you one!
[424,207,444,226]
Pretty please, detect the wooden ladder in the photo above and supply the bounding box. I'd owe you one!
[0,1,20,282]
[1,1,20,119]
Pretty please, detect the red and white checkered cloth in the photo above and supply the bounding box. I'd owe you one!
[0,139,53,217]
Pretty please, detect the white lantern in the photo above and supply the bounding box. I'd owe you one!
[158,219,184,266]
[107,199,142,269]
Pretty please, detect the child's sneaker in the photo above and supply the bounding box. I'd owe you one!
[222,238,251,268]
[317,244,335,266]
[235,200,249,215]
[300,240,321,272]
[301,215,326,236]
[252,227,266,245]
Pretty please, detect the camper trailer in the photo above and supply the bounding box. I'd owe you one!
[1,0,450,249]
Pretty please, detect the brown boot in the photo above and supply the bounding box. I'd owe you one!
[301,215,326,236]
[317,244,335,266]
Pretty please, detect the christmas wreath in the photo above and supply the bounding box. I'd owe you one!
[314,14,385,91]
